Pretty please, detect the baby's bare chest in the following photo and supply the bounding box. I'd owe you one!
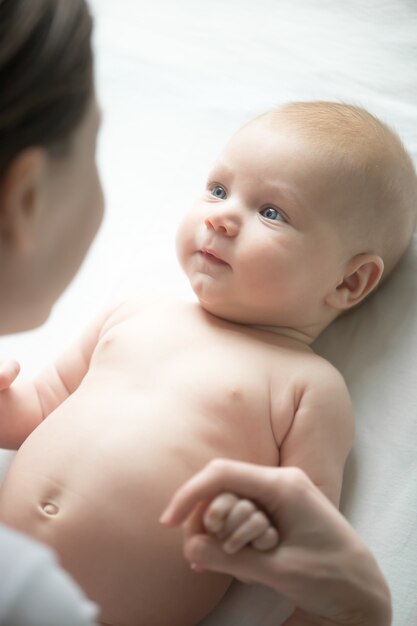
[75,303,303,461]
[92,305,297,419]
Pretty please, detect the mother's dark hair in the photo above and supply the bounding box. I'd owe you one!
[0,0,93,179]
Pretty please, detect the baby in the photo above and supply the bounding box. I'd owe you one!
[0,102,416,626]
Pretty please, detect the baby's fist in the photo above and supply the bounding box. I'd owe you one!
[203,492,279,554]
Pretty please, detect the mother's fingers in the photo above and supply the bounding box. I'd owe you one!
[185,533,280,588]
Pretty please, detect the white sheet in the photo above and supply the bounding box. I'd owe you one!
[1,1,416,624]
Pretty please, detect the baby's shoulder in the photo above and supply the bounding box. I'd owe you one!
[300,351,347,386]
[99,295,190,332]
[303,352,350,399]
[296,352,353,423]
[268,350,354,451]
[271,348,351,408]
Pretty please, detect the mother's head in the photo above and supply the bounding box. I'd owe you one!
[0,0,103,333]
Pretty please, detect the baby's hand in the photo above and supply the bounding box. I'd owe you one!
[203,492,279,554]
[0,359,20,391]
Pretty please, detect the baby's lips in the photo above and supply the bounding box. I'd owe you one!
[200,248,230,266]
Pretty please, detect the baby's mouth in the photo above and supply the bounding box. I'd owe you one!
[200,248,229,266]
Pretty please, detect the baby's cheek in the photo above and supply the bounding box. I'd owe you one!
[175,223,189,264]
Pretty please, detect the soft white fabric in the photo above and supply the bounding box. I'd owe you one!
[0,1,416,624]
[0,526,98,626]
[315,234,417,626]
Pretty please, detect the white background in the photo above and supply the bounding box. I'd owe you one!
[1,1,416,624]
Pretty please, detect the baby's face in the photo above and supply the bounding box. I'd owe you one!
[176,118,350,329]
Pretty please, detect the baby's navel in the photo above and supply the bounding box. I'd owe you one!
[39,501,59,516]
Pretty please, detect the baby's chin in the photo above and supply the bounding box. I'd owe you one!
[195,297,235,322]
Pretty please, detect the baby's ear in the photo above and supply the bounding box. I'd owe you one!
[325,253,384,312]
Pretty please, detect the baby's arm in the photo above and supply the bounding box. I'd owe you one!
[0,306,116,449]
[202,360,354,553]
[275,361,354,507]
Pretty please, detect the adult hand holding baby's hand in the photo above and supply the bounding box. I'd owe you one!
[160,459,392,626]
[201,491,279,556]
[0,359,20,391]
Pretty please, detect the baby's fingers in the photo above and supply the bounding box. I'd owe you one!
[222,510,273,554]
[203,493,238,534]
[215,498,258,540]
[252,526,280,551]
[0,360,20,390]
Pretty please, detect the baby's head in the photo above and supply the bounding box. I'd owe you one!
[264,102,417,280]
[176,101,417,341]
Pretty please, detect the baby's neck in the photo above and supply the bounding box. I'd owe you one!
[196,301,333,347]
[248,314,335,345]
[249,324,316,345]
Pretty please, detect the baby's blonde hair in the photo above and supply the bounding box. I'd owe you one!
[262,101,417,280]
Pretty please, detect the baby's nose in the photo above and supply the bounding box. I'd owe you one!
[204,212,239,237]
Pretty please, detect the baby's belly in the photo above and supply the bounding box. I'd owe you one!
[0,389,261,626]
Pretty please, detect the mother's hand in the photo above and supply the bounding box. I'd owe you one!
[160,460,392,626]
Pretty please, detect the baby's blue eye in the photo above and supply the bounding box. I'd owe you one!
[210,185,227,199]
[260,207,285,222]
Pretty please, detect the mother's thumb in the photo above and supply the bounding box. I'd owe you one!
[184,534,274,586]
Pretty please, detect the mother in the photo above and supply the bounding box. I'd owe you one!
[0,1,391,625]
[0,1,102,624]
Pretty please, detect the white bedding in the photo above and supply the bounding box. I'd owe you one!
[1,1,416,624]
